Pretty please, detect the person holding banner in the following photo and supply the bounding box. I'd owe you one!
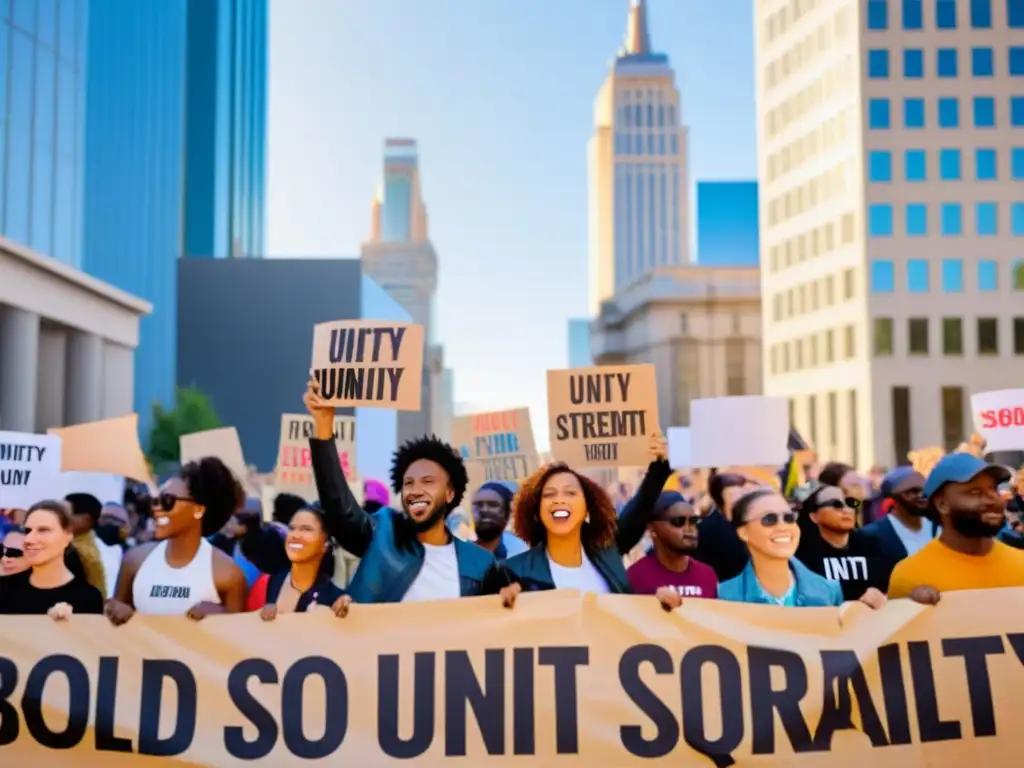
[0,500,104,617]
[304,378,495,603]
[104,457,249,624]
[493,433,670,603]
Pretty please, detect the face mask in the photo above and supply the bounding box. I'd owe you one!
[95,523,126,547]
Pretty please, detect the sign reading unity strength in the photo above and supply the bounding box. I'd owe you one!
[311,320,425,410]
[2,590,1024,765]
[274,413,357,496]
[0,430,61,508]
[546,364,658,467]
[451,408,539,490]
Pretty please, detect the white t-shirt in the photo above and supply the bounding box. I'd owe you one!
[889,514,937,558]
[402,543,461,602]
[132,538,220,615]
[546,550,611,595]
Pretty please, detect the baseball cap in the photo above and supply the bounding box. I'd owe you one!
[922,453,1011,500]
[880,467,926,497]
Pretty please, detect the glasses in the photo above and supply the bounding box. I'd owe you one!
[816,497,861,511]
[752,511,799,527]
[663,515,701,529]
[156,493,194,512]
[0,546,24,559]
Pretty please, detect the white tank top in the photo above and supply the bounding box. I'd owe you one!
[132,538,220,615]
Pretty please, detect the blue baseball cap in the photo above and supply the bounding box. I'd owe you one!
[922,453,1010,500]
[880,467,925,497]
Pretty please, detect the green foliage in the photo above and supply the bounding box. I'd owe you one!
[147,386,222,475]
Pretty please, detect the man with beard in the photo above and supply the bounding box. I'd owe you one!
[889,454,1024,601]
[304,378,493,603]
[469,482,528,560]
[626,492,718,598]
[859,466,936,586]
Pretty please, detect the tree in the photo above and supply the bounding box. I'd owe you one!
[147,386,222,475]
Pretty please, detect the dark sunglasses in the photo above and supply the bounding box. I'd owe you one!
[663,515,701,529]
[754,511,799,527]
[816,497,861,511]
[157,493,194,512]
[0,545,24,559]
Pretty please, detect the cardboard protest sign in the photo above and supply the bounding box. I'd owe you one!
[3,590,1024,765]
[547,364,658,467]
[274,413,357,498]
[180,427,250,487]
[909,445,945,476]
[451,407,538,491]
[48,413,151,482]
[311,319,425,410]
[972,389,1024,453]
[0,431,62,508]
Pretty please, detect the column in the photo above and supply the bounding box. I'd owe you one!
[65,329,103,425]
[0,306,41,432]
[36,326,68,431]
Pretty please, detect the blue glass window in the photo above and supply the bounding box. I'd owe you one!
[942,203,963,235]
[903,0,924,28]
[869,0,890,29]
[1012,202,1024,235]
[5,32,33,244]
[940,149,961,179]
[1014,147,1024,179]
[1012,97,1024,126]
[869,150,892,181]
[978,260,999,291]
[904,48,924,77]
[972,47,994,76]
[976,202,998,235]
[938,98,959,127]
[869,204,894,236]
[971,0,992,26]
[904,98,925,127]
[907,260,929,292]
[936,0,957,27]
[869,49,890,78]
[974,96,996,127]
[906,203,928,235]
[937,48,958,77]
[1011,0,1024,28]
[942,260,964,292]
[869,99,891,129]
[975,148,997,179]
[1011,47,1024,75]
[905,149,927,180]
[871,260,895,292]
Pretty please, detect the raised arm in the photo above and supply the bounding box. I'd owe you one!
[304,377,374,557]
[615,432,672,554]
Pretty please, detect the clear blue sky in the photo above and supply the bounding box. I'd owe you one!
[267,0,757,450]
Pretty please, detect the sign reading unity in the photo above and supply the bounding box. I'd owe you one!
[274,413,357,496]
[451,407,539,490]
[0,430,61,508]
[546,364,658,467]
[311,319,425,410]
[2,590,1023,765]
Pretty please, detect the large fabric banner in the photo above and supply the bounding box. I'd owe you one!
[1,589,1023,765]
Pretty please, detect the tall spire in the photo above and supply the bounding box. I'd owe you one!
[623,0,651,56]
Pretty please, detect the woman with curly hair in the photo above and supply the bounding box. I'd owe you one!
[492,433,671,606]
[104,457,249,624]
[304,378,493,603]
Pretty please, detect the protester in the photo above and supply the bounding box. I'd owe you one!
[65,493,111,599]
[305,378,494,603]
[1000,494,1024,549]
[0,526,29,578]
[96,503,131,549]
[795,484,887,601]
[249,504,351,618]
[470,481,529,559]
[627,491,718,599]
[692,471,756,582]
[210,497,266,588]
[860,467,937,587]
[0,500,104,617]
[493,432,671,606]
[888,454,1024,602]
[104,457,249,624]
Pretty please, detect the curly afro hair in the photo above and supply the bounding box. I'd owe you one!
[512,462,619,551]
[390,435,468,510]
[180,457,245,537]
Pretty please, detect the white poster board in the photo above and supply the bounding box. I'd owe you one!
[667,427,692,469]
[0,431,63,509]
[688,396,789,468]
[971,389,1024,453]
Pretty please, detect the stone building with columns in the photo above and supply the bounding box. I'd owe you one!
[0,237,150,434]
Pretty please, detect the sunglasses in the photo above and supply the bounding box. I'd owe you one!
[662,515,701,529]
[156,493,194,512]
[751,511,799,527]
[816,497,861,511]
[0,545,24,559]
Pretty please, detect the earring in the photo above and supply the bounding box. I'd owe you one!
[193,512,203,520]
[585,513,591,524]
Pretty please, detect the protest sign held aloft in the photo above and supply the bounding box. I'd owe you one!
[0,431,62,508]
[310,320,425,410]
[546,364,659,467]
[275,413,357,497]
[451,407,539,490]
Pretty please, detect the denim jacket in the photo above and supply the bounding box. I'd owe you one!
[718,558,843,607]
[309,438,494,603]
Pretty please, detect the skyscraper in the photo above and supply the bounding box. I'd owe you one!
[696,181,760,267]
[587,0,690,315]
[756,0,1024,468]
[567,318,592,368]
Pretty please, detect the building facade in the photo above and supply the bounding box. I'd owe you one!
[757,0,1024,469]
[1,0,86,268]
[696,181,760,267]
[567,317,593,367]
[184,0,268,259]
[589,265,762,428]
[587,0,691,315]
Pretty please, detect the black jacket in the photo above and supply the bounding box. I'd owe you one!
[309,438,494,603]
[859,514,939,590]
[266,568,345,611]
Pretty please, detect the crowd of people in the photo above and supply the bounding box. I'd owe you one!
[2,377,1024,623]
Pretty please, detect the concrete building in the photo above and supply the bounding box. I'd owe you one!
[589,265,762,428]
[756,0,1024,468]
[360,138,454,442]
[0,237,150,434]
[587,0,691,315]
[567,318,593,368]
[696,181,761,267]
